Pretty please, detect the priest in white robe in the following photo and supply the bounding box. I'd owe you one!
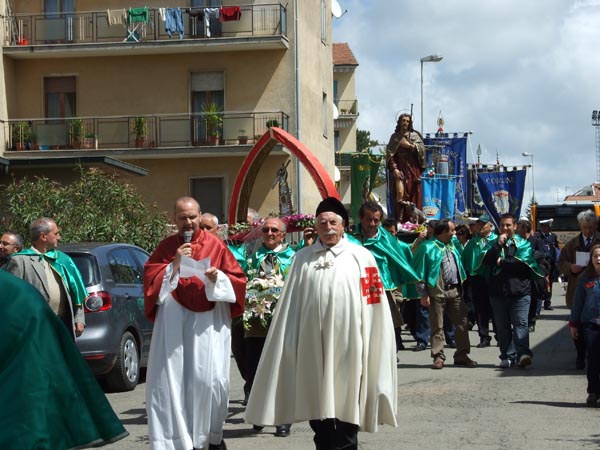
[245,197,397,449]
[144,197,246,450]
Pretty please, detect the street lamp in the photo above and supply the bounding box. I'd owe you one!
[420,54,443,135]
[522,152,535,204]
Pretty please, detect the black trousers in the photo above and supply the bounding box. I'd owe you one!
[471,275,495,340]
[309,418,358,450]
[244,336,266,391]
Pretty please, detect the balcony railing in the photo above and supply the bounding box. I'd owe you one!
[5,4,287,46]
[334,99,358,116]
[5,111,289,151]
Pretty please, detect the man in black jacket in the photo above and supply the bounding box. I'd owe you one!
[483,214,542,369]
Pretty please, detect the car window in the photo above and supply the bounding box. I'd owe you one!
[68,253,101,288]
[107,248,143,285]
[131,247,149,268]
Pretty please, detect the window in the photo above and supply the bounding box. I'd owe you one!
[334,131,340,153]
[45,76,76,118]
[108,248,143,285]
[190,177,225,222]
[321,0,327,42]
[191,72,224,144]
[322,92,328,137]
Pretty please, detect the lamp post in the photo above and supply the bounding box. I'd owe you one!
[522,152,535,204]
[420,54,443,135]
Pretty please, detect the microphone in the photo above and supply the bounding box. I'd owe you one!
[183,230,193,244]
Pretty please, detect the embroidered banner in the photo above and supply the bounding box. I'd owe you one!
[476,169,526,227]
[423,136,467,215]
[350,153,381,225]
[421,175,457,220]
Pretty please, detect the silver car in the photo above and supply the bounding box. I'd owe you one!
[61,242,153,391]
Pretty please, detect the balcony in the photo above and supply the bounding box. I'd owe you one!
[3,4,288,59]
[4,111,289,156]
[334,99,358,129]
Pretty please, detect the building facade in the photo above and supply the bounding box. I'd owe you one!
[0,0,336,222]
[332,42,358,204]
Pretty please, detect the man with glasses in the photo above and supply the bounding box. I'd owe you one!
[245,217,295,437]
[0,232,24,266]
[5,218,87,340]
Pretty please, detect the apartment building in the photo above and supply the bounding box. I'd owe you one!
[0,0,336,222]
[332,42,358,204]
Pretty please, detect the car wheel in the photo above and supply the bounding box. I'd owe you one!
[105,331,139,392]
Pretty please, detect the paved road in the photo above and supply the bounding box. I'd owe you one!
[104,286,600,450]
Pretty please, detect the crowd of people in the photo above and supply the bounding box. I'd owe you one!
[3,198,600,450]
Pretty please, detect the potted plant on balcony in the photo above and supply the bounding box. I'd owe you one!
[83,132,97,149]
[67,118,84,148]
[202,103,223,145]
[11,121,32,150]
[266,118,279,129]
[238,129,248,145]
[133,116,147,148]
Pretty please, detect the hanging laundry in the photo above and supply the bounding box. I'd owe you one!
[220,6,242,22]
[106,9,127,26]
[128,7,149,24]
[204,8,220,37]
[165,8,184,39]
[158,8,166,22]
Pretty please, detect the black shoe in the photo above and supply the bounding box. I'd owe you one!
[586,393,599,407]
[413,343,427,352]
[446,340,456,349]
[252,425,264,432]
[576,359,586,370]
[397,342,406,351]
[544,303,554,311]
[208,440,227,450]
[275,424,291,437]
[476,339,491,348]
[242,390,250,406]
[528,323,535,332]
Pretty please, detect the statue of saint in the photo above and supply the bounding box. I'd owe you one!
[386,113,426,222]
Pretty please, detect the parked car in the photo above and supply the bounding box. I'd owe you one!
[61,243,153,391]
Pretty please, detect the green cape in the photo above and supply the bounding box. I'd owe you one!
[492,235,544,278]
[354,225,420,292]
[461,232,498,277]
[249,244,296,279]
[412,238,467,289]
[14,248,87,306]
[0,271,127,449]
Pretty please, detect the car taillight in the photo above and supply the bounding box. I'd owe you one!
[84,291,112,312]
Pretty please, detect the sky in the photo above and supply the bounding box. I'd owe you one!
[332,0,600,205]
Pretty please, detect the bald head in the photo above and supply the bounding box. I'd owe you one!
[200,213,219,236]
[173,197,201,236]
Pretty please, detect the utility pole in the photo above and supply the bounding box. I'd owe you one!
[592,110,600,182]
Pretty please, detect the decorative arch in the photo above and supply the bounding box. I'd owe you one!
[228,127,339,223]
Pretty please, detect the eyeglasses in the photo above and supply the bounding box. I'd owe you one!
[262,227,281,233]
[0,241,15,247]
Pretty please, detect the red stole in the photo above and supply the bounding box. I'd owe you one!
[144,231,246,321]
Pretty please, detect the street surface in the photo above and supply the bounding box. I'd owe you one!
[104,285,599,450]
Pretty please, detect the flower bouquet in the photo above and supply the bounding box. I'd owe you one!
[243,268,284,331]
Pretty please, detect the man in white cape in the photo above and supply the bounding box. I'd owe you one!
[245,197,397,449]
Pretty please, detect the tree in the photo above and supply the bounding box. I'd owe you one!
[0,167,170,252]
[356,129,380,152]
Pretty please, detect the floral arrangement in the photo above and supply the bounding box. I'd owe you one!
[285,213,315,232]
[243,266,284,331]
[398,222,427,234]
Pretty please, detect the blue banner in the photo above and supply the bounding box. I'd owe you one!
[423,136,467,215]
[476,169,527,227]
[421,176,456,220]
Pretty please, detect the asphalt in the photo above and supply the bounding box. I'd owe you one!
[105,284,600,449]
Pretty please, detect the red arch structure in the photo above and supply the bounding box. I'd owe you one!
[228,127,339,223]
